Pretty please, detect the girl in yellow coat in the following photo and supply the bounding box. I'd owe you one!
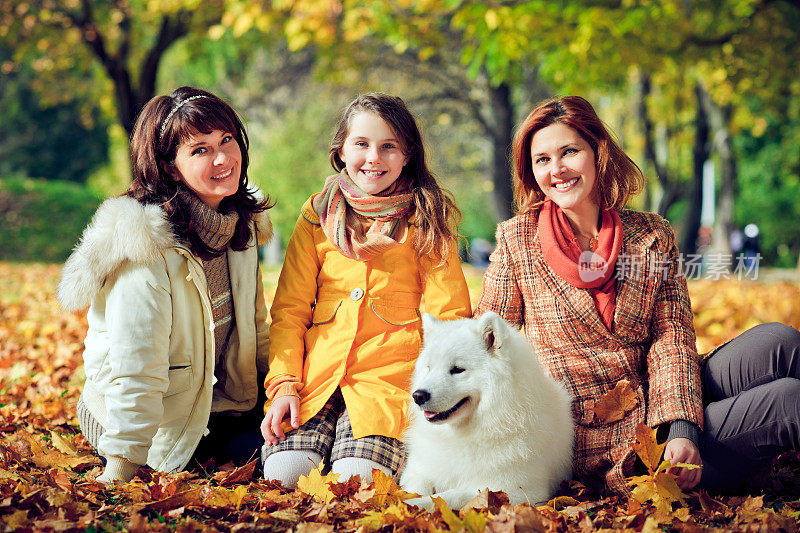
[260,94,472,487]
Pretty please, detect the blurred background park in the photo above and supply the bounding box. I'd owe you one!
[0,0,799,271]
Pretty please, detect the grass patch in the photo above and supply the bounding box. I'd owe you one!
[0,176,103,262]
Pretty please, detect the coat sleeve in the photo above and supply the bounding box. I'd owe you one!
[254,263,270,375]
[421,243,472,319]
[98,261,172,466]
[264,214,320,385]
[645,222,704,430]
[473,223,524,327]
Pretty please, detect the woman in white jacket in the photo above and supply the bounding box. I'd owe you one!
[58,87,272,483]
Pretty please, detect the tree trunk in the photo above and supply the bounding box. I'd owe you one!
[488,82,515,222]
[636,72,678,215]
[76,8,192,136]
[680,83,711,256]
[701,91,736,255]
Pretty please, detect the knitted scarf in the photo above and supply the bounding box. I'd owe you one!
[538,198,622,330]
[178,189,238,367]
[312,169,413,261]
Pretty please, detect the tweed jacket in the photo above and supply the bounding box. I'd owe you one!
[474,209,703,495]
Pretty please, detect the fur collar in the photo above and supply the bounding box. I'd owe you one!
[58,195,273,311]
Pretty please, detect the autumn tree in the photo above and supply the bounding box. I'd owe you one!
[0,0,224,136]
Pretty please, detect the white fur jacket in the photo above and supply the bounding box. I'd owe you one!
[58,195,271,473]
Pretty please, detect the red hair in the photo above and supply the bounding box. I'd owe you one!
[512,96,644,214]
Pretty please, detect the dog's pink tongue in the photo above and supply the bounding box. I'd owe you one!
[423,411,437,420]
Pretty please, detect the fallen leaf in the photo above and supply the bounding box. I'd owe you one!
[591,379,639,424]
[355,502,410,531]
[462,488,509,513]
[366,468,418,508]
[49,431,77,455]
[296,462,339,504]
[218,458,257,486]
[142,487,204,513]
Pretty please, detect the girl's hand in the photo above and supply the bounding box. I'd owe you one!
[664,437,702,491]
[260,396,300,445]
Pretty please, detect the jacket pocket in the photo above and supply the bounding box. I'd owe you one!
[165,366,192,398]
[370,302,421,326]
[311,300,342,325]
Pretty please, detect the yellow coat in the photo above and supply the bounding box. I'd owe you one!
[266,196,472,440]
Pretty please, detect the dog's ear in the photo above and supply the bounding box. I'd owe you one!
[477,312,506,354]
[421,313,439,333]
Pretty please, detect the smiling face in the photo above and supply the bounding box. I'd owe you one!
[338,111,409,195]
[168,129,241,210]
[531,122,598,220]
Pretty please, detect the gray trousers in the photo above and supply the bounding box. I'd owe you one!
[700,322,800,488]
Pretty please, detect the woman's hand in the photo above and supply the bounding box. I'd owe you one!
[664,437,702,490]
[260,395,300,445]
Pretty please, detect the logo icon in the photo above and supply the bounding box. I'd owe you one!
[578,250,609,283]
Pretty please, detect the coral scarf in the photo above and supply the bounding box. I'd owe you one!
[538,198,622,330]
[312,169,413,261]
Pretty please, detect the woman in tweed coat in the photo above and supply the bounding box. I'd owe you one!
[475,96,800,495]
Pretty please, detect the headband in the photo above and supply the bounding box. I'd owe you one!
[159,95,207,139]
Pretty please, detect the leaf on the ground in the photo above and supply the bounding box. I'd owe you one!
[203,485,250,509]
[142,487,204,513]
[296,462,339,504]
[631,423,665,473]
[486,504,551,532]
[217,458,257,486]
[49,430,77,455]
[433,496,464,530]
[591,379,639,424]
[545,494,580,511]
[328,474,361,498]
[698,490,732,516]
[294,522,334,532]
[355,502,411,531]
[3,509,29,529]
[31,442,101,470]
[364,469,418,508]
[462,488,509,513]
[269,508,301,524]
[47,467,73,492]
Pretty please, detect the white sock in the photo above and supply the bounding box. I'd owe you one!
[262,450,323,489]
[331,457,391,484]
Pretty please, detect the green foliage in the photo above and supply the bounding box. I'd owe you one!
[0,48,110,183]
[248,91,343,242]
[0,177,102,262]
[735,113,800,267]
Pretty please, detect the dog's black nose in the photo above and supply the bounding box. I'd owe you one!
[412,389,430,405]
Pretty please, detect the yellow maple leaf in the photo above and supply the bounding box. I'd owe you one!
[202,485,250,509]
[461,508,488,533]
[631,423,665,473]
[49,431,77,455]
[368,469,419,508]
[355,503,410,531]
[296,461,339,503]
[433,496,463,530]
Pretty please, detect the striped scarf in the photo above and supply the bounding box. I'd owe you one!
[312,169,413,261]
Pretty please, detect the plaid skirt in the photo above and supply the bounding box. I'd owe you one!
[261,388,405,474]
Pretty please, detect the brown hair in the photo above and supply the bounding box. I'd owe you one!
[127,86,272,258]
[329,93,460,266]
[512,95,644,214]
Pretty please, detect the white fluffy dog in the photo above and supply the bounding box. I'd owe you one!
[401,312,574,510]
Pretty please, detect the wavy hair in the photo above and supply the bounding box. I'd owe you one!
[512,95,644,214]
[127,86,272,258]
[329,93,460,266]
